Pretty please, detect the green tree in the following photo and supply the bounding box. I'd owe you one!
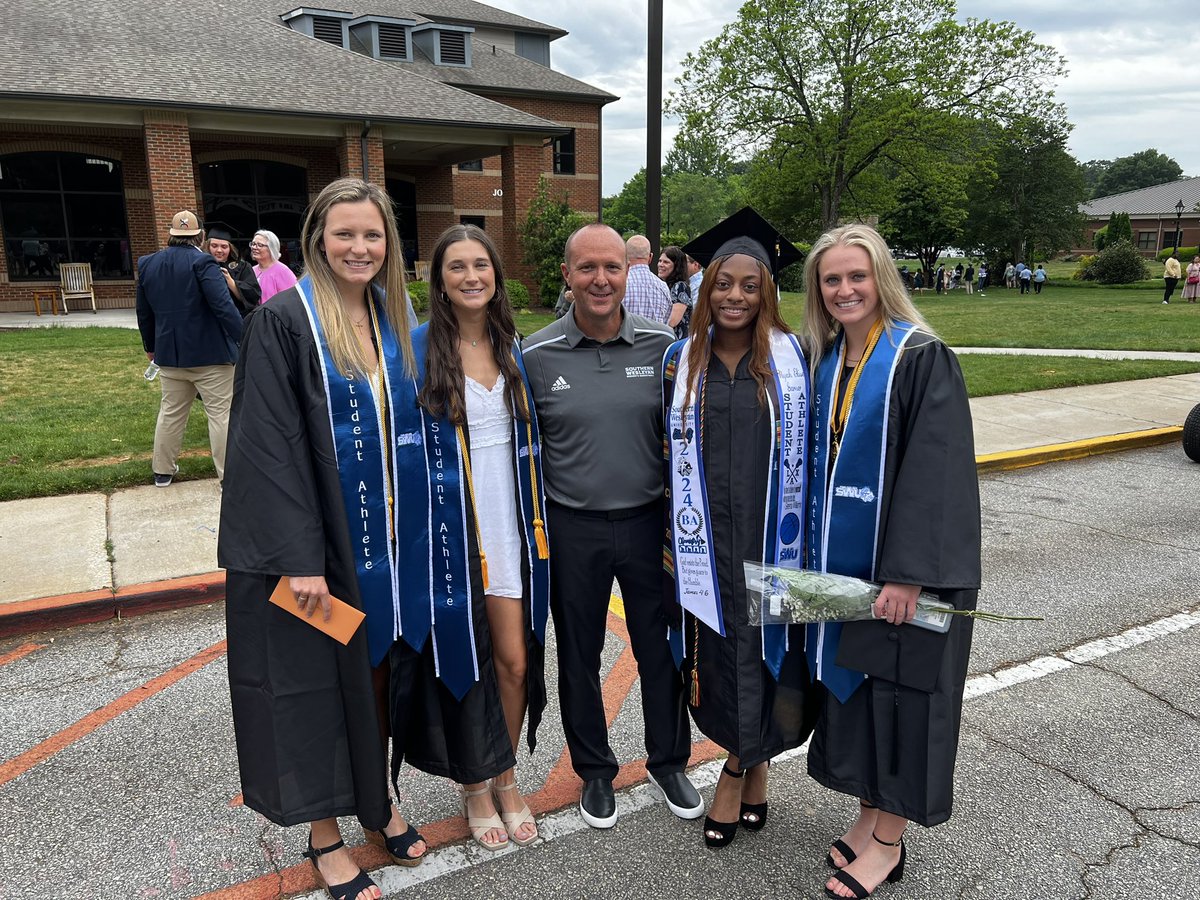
[601,168,647,237]
[1080,159,1111,197]
[521,177,589,306]
[1107,212,1133,245]
[881,177,968,282]
[1091,149,1183,199]
[961,117,1087,268]
[670,0,1066,230]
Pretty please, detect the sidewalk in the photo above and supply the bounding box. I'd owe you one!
[1,323,1197,633]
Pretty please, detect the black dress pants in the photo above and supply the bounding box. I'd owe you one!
[547,498,690,781]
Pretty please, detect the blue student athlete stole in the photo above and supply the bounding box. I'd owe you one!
[393,325,550,700]
[665,330,808,679]
[806,322,919,702]
[296,276,408,667]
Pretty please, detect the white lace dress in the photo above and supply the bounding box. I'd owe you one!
[465,373,523,599]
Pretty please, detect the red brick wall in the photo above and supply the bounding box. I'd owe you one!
[413,165,456,266]
[337,127,386,184]
[143,112,199,250]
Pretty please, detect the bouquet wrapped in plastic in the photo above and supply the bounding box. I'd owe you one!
[743,563,1041,633]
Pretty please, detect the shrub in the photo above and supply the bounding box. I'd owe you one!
[407,280,429,313]
[1071,255,1096,280]
[1089,240,1149,284]
[505,279,530,310]
[521,176,590,306]
[1157,245,1198,262]
[1092,226,1108,251]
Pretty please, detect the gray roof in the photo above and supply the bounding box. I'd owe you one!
[1082,176,1200,217]
[411,37,616,102]
[404,0,566,36]
[0,0,580,131]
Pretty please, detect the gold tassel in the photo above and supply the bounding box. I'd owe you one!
[480,551,489,591]
[533,518,549,559]
[689,667,700,708]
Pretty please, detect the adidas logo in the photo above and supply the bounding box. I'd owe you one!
[551,375,571,392]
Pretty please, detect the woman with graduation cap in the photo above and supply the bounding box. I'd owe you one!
[664,208,819,849]
[800,224,980,899]
[203,223,261,317]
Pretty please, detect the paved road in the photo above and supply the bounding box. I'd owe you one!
[1,446,1197,900]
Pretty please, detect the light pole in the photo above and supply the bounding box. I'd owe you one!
[646,0,663,257]
[1173,199,1185,255]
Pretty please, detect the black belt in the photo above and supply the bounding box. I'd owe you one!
[548,498,659,521]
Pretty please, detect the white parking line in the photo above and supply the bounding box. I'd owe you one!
[295,606,1200,899]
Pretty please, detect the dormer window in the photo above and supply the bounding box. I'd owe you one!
[411,23,474,68]
[348,15,416,62]
[280,8,353,49]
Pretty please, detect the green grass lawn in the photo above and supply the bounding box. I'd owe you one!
[3,286,1199,501]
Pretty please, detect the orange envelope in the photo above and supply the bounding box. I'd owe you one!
[268,578,365,646]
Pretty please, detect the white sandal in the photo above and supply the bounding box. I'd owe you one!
[493,780,538,846]
[461,784,508,851]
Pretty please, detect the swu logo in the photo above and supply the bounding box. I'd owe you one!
[834,485,876,503]
[779,547,799,561]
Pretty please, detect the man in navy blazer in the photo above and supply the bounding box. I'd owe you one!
[136,210,244,487]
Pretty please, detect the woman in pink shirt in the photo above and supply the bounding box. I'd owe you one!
[250,229,298,302]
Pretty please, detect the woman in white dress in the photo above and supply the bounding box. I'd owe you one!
[400,224,550,852]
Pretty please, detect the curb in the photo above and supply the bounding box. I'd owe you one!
[0,428,1183,640]
[0,572,224,639]
[975,426,1182,473]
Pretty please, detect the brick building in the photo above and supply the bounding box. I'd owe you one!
[1079,176,1200,257]
[0,0,615,307]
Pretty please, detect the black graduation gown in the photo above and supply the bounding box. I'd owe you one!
[387,390,547,786]
[807,334,981,828]
[218,288,389,830]
[224,258,262,317]
[674,352,818,768]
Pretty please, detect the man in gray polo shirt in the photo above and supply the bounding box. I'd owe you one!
[522,223,703,829]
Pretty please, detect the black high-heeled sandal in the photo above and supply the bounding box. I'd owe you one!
[739,761,769,831]
[303,834,379,900]
[826,800,876,869]
[823,831,906,899]
[703,763,743,849]
[364,821,426,867]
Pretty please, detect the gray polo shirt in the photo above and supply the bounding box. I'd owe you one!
[522,309,674,511]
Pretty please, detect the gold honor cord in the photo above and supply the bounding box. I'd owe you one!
[512,361,550,561]
[830,318,885,460]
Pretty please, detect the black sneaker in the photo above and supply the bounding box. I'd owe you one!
[154,464,179,488]
[579,778,617,829]
[648,771,705,820]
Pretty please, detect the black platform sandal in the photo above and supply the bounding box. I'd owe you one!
[739,761,769,831]
[703,763,744,849]
[303,835,379,900]
[365,821,426,867]
[823,831,906,899]
[825,800,876,869]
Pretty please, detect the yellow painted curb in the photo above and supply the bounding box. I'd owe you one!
[608,595,626,620]
[976,426,1182,473]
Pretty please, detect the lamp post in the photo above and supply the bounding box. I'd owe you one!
[1173,199,1185,255]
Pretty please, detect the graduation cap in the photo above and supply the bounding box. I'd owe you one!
[204,221,237,242]
[683,207,803,279]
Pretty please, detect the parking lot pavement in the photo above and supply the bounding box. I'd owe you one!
[0,445,1197,899]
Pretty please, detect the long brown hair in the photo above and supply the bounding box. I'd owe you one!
[300,177,414,379]
[661,245,687,287]
[684,254,790,408]
[418,224,529,425]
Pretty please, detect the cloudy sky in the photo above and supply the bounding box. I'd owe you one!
[493,0,1200,196]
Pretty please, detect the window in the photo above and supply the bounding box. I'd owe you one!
[460,216,486,229]
[1162,230,1183,250]
[200,160,307,272]
[378,22,408,58]
[439,31,467,65]
[0,151,132,280]
[311,16,345,46]
[553,130,576,175]
[458,159,483,172]
[1137,231,1156,251]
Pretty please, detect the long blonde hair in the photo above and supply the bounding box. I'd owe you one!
[800,223,933,364]
[300,177,415,378]
[684,254,790,409]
